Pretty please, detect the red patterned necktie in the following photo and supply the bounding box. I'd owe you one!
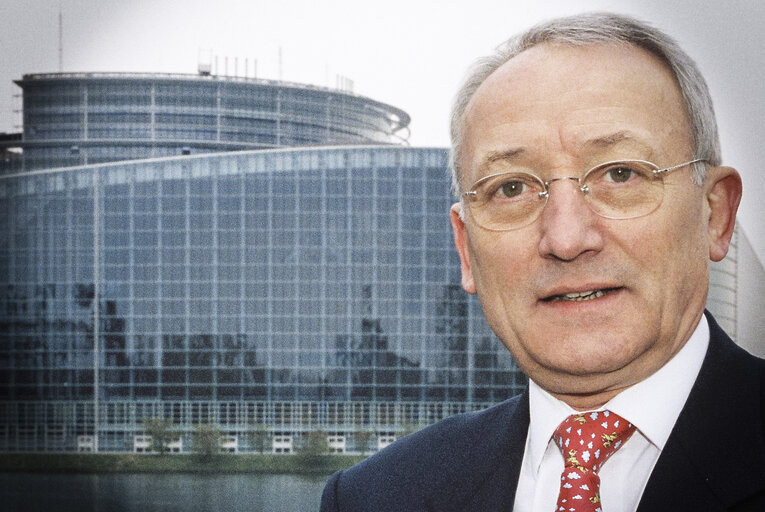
[552,410,636,512]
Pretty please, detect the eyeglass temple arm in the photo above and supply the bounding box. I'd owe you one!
[652,158,706,175]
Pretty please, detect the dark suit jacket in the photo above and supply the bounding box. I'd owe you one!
[320,313,765,511]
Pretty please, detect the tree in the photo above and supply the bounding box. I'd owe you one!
[142,417,174,454]
[399,422,426,438]
[191,423,222,461]
[295,430,330,468]
[248,423,271,454]
[354,429,374,455]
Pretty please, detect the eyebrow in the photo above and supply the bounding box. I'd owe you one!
[484,148,525,165]
[479,131,652,170]
[581,130,648,151]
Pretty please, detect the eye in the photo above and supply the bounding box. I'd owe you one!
[497,180,527,198]
[604,165,636,183]
[473,173,541,203]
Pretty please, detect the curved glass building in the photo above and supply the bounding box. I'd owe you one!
[7,72,409,173]
[0,145,525,452]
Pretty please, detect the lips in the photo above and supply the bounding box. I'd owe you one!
[542,287,621,302]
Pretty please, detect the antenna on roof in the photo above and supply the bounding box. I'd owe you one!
[58,2,63,71]
[278,46,283,80]
[335,75,354,93]
[243,58,258,79]
[198,48,212,75]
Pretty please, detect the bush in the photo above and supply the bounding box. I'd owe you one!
[294,430,330,469]
[191,424,222,461]
[142,417,175,454]
[248,423,271,454]
[399,422,426,438]
[353,430,374,455]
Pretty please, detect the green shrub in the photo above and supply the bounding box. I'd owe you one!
[191,424,222,461]
[142,417,175,454]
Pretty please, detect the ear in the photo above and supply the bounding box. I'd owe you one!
[450,203,477,294]
[705,166,742,262]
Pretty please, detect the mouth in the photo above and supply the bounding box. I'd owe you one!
[542,287,621,303]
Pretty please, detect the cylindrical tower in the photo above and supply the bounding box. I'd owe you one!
[9,72,410,172]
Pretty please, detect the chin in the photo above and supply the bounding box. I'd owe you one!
[554,356,631,377]
[526,351,638,389]
[529,340,645,378]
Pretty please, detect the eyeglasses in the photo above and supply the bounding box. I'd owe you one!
[462,158,705,231]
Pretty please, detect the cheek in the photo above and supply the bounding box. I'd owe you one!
[467,232,537,298]
[627,197,708,297]
[665,193,709,261]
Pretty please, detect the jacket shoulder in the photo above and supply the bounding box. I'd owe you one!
[321,395,528,512]
[636,312,765,511]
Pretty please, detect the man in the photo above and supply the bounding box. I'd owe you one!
[321,13,764,511]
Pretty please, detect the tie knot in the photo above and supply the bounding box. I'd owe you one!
[552,410,635,474]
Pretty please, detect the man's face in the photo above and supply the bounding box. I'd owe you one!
[451,43,728,405]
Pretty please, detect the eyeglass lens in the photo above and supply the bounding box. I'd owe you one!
[468,160,665,231]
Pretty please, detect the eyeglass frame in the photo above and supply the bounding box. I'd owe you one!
[460,158,706,231]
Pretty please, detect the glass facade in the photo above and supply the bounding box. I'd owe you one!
[4,73,410,173]
[0,146,526,452]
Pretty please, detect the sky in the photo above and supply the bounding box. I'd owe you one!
[1,0,763,262]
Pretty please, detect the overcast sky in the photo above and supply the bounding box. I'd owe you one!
[1,0,763,262]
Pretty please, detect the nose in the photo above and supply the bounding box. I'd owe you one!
[537,177,604,261]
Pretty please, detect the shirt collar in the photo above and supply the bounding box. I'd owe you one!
[526,314,709,472]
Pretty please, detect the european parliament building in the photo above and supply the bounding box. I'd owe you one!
[0,72,757,453]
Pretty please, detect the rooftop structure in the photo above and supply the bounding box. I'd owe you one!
[1,72,410,173]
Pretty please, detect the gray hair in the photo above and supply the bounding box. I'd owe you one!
[449,12,720,195]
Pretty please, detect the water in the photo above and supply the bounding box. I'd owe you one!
[0,472,330,512]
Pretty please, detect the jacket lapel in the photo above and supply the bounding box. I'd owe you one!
[637,313,765,511]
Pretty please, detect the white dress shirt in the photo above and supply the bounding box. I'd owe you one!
[512,316,710,512]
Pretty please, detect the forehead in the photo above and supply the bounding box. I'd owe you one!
[460,42,692,179]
